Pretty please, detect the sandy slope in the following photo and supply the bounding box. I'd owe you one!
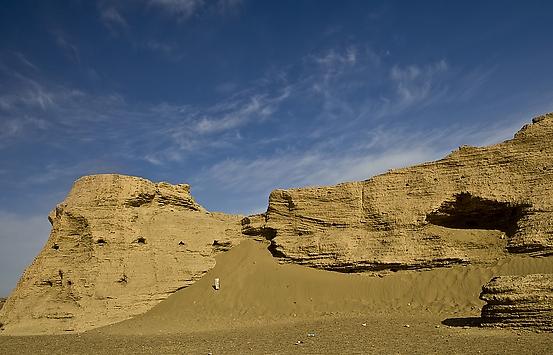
[100,239,553,335]
[2,238,552,354]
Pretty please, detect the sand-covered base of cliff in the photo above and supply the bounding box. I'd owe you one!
[1,239,552,354]
[99,239,553,335]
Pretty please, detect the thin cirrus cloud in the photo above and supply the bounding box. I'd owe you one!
[148,0,205,18]
[99,6,129,32]
[97,1,243,60]
[99,0,243,30]
[192,116,528,205]
[1,43,530,207]
[51,30,81,64]
[390,60,448,107]
[0,45,496,170]
[147,0,243,18]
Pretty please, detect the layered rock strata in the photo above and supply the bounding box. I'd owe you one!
[0,175,243,335]
[2,113,553,335]
[243,113,553,271]
[480,274,553,331]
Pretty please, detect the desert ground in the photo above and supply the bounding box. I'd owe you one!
[1,239,551,354]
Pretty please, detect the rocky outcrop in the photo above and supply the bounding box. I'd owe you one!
[243,113,553,271]
[0,298,5,311]
[0,175,244,335]
[480,274,553,331]
[3,113,553,336]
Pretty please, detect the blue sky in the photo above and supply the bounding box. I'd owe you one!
[1,0,553,296]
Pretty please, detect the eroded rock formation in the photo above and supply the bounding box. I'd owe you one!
[2,113,553,335]
[0,175,244,335]
[243,113,553,271]
[0,298,5,311]
[480,274,553,331]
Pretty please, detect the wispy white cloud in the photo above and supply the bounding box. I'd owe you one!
[22,160,116,185]
[215,81,239,94]
[313,46,358,68]
[141,88,290,162]
[200,147,436,193]
[143,39,178,56]
[191,115,538,204]
[99,6,129,33]
[0,62,131,151]
[374,59,450,118]
[215,0,243,15]
[0,43,497,172]
[13,52,39,72]
[0,119,24,142]
[390,60,448,104]
[51,30,81,64]
[98,0,242,28]
[132,39,186,61]
[0,42,515,196]
[147,0,243,18]
[192,91,288,134]
[148,0,205,19]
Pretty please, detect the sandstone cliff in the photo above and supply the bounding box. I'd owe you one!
[0,175,244,335]
[0,298,5,311]
[480,274,553,331]
[243,113,553,271]
[2,113,553,336]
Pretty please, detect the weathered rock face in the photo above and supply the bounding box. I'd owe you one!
[0,298,5,311]
[480,274,553,331]
[3,113,553,335]
[243,113,553,271]
[0,175,244,335]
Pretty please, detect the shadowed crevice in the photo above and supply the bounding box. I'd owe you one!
[441,317,482,327]
[427,193,530,236]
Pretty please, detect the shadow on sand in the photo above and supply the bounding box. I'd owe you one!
[441,317,482,327]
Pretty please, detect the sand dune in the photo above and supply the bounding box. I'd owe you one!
[100,238,553,335]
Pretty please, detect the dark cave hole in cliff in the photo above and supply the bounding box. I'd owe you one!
[96,238,107,245]
[135,236,146,244]
[426,192,530,236]
[267,239,286,258]
[117,274,128,284]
